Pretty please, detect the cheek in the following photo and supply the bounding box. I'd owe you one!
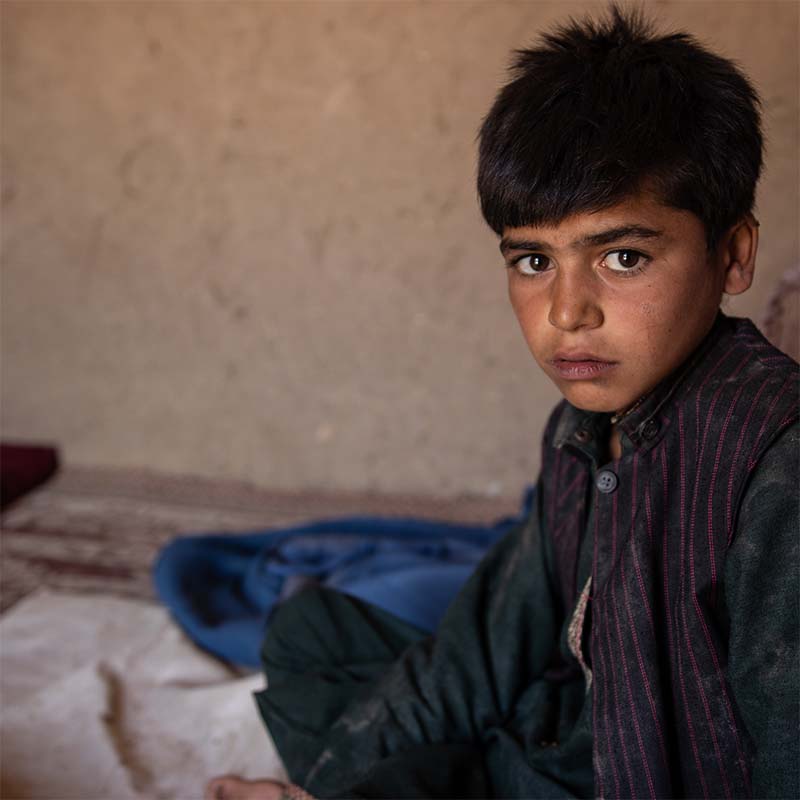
[639,301,657,318]
[508,285,548,351]
[624,289,706,368]
[508,282,537,324]
[629,275,687,329]
[608,292,675,364]
[635,301,663,336]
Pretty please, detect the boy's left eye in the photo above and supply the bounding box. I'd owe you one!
[603,249,645,272]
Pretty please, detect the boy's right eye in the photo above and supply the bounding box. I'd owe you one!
[512,254,551,275]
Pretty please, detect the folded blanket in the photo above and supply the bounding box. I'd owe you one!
[154,487,535,667]
[0,590,282,800]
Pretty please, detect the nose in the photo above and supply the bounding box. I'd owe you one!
[547,270,603,331]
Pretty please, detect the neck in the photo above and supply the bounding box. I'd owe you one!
[609,426,623,460]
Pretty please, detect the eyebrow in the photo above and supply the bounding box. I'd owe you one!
[499,225,665,255]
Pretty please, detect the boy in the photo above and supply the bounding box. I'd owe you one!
[207,7,798,799]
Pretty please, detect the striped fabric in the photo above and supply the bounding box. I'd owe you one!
[541,314,799,799]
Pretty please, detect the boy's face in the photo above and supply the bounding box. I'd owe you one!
[501,193,737,415]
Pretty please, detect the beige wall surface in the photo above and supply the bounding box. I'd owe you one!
[2,0,798,497]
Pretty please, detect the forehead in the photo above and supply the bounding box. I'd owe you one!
[500,194,705,252]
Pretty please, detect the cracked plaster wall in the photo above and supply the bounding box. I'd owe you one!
[2,1,798,496]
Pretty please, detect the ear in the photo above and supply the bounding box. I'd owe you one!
[719,214,759,296]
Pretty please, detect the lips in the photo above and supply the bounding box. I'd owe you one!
[548,351,618,380]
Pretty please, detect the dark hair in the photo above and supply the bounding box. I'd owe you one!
[477,5,763,248]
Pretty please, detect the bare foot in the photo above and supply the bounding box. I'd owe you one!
[204,775,287,800]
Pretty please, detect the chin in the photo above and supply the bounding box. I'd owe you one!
[558,384,624,414]
[569,398,618,413]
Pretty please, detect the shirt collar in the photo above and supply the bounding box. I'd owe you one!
[553,311,734,455]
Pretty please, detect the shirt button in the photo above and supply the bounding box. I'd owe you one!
[574,428,592,443]
[640,419,660,440]
[596,470,618,494]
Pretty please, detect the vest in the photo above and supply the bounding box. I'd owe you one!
[540,315,799,799]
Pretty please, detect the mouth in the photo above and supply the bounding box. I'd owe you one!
[548,352,618,380]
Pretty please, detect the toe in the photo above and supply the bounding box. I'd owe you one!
[204,775,241,800]
[204,776,288,800]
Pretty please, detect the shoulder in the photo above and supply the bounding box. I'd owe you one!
[680,317,798,451]
[740,420,799,510]
[728,420,798,584]
[728,418,799,557]
[722,316,798,381]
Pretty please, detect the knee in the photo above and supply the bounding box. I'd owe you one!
[260,585,354,673]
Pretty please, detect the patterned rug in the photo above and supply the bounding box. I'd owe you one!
[0,465,518,613]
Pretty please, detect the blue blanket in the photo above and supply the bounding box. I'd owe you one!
[153,487,534,667]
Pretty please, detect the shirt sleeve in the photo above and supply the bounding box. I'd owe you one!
[304,475,567,798]
[724,421,800,800]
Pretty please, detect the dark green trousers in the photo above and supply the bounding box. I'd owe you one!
[254,586,492,798]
